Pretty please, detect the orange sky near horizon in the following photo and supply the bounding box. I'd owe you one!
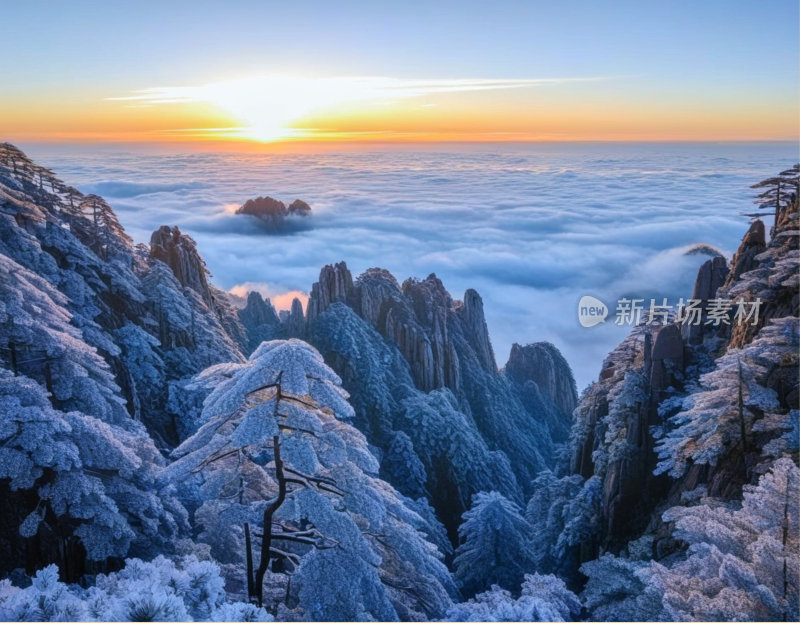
[2,76,797,147]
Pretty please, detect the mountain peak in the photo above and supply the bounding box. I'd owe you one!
[149,224,215,308]
[504,342,578,416]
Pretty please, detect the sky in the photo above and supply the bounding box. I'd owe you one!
[2,0,798,144]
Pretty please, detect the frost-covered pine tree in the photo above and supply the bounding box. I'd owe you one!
[0,254,186,577]
[0,368,186,576]
[582,459,799,622]
[382,430,428,499]
[594,371,648,476]
[654,458,799,621]
[76,194,133,261]
[580,554,668,622]
[0,254,128,424]
[165,340,455,620]
[656,316,798,478]
[453,491,536,596]
[555,475,603,562]
[525,470,602,585]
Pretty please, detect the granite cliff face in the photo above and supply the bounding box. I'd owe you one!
[149,224,248,355]
[305,263,494,394]
[150,225,214,307]
[306,261,354,325]
[562,191,799,569]
[238,290,280,328]
[504,342,578,417]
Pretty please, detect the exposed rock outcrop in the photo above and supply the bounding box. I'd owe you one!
[307,264,472,394]
[238,291,280,329]
[569,319,678,545]
[236,196,286,219]
[726,219,767,283]
[456,289,497,374]
[149,225,248,355]
[504,342,578,417]
[306,261,354,324]
[288,199,312,216]
[399,275,460,392]
[285,297,306,338]
[719,212,799,349]
[235,196,312,228]
[681,255,729,345]
[353,268,404,326]
[149,225,214,308]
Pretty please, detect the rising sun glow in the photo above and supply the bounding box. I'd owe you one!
[108,76,603,142]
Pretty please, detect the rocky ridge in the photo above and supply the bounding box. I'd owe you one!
[563,189,799,571]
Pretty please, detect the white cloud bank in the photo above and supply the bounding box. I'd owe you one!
[23,141,797,388]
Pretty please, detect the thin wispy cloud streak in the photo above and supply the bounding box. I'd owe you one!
[22,141,797,388]
[108,76,610,103]
[106,76,613,141]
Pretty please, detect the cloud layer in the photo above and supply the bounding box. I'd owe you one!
[25,141,797,389]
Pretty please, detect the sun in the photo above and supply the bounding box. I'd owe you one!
[108,75,588,143]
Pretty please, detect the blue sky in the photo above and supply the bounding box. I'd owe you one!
[2,1,798,142]
[4,1,796,83]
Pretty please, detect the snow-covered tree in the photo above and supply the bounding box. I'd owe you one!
[75,194,132,261]
[652,458,800,621]
[454,491,536,596]
[0,369,186,576]
[656,317,798,478]
[382,430,428,499]
[114,323,166,422]
[556,476,603,560]
[164,340,455,619]
[580,554,668,622]
[593,371,648,476]
[443,573,580,622]
[755,409,799,461]
[400,389,523,508]
[0,253,129,424]
[750,165,800,230]
[582,459,800,622]
[526,471,591,581]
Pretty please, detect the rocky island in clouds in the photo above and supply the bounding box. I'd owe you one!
[236,196,312,232]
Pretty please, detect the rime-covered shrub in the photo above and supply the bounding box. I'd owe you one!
[0,557,272,622]
[443,573,580,622]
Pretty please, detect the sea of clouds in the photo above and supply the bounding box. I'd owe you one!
[21,141,797,389]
